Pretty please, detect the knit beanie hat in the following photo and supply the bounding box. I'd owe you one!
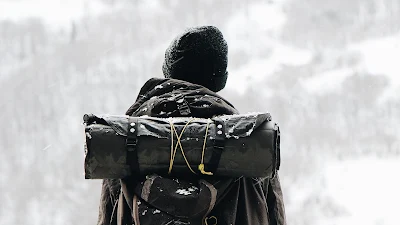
[162,26,228,92]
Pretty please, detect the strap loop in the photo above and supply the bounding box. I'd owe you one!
[126,117,140,175]
[207,118,225,174]
[176,96,191,116]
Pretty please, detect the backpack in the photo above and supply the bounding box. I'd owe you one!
[93,78,281,225]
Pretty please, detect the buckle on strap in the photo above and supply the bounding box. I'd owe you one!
[126,138,137,149]
[176,96,191,116]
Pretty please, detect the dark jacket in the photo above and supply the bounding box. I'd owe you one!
[97,78,286,225]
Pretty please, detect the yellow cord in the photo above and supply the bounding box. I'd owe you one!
[205,216,217,225]
[199,119,213,175]
[168,118,197,174]
[169,121,174,174]
[168,118,214,176]
[172,119,197,174]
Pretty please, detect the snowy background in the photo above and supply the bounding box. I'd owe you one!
[1,0,400,224]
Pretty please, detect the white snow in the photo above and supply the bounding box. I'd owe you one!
[224,0,315,95]
[225,1,287,39]
[300,68,354,95]
[175,186,198,196]
[348,33,400,103]
[349,33,400,86]
[270,43,314,66]
[301,32,400,100]
[226,44,313,95]
[320,157,400,225]
[176,189,192,196]
[154,85,163,90]
[0,0,108,30]
[188,186,198,192]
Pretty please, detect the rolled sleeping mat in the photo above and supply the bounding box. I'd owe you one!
[83,113,280,179]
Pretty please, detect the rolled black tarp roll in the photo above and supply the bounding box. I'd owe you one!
[83,113,280,179]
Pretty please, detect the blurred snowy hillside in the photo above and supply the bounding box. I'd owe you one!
[1,0,399,224]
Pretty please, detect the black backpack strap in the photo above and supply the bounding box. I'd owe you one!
[207,117,225,174]
[126,117,140,175]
